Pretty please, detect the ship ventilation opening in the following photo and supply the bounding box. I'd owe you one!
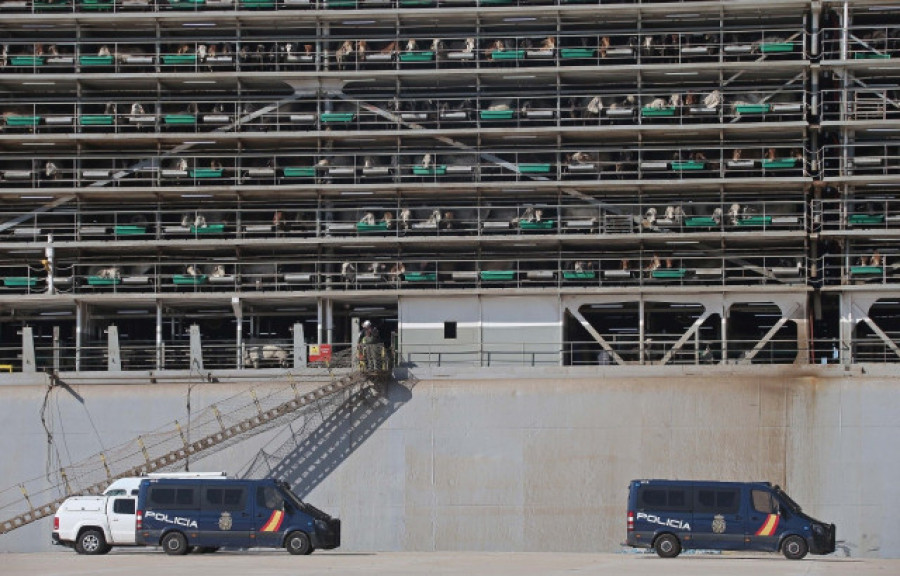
[854,299,900,363]
[727,301,798,364]
[568,302,721,366]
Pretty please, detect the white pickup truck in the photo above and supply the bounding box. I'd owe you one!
[52,491,137,554]
[52,473,226,555]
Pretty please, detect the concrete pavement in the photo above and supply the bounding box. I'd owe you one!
[2,551,896,576]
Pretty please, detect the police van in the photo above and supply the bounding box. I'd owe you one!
[626,479,835,559]
[135,477,340,555]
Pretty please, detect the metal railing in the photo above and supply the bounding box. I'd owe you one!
[821,25,900,62]
[0,87,809,135]
[0,338,358,373]
[815,198,900,232]
[0,1,800,16]
[819,87,900,123]
[4,331,896,373]
[0,146,811,189]
[821,144,900,179]
[402,334,805,368]
[0,253,810,297]
[0,198,810,241]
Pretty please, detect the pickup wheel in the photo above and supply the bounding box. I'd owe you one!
[285,531,311,555]
[162,531,190,556]
[76,529,109,555]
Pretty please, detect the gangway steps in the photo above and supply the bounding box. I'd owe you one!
[0,369,382,535]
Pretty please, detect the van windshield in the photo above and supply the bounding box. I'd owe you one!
[278,485,305,510]
[276,481,332,521]
[773,486,802,513]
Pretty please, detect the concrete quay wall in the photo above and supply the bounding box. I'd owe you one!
[0,365,897,557]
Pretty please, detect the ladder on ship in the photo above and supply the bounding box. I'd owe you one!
[0,365,390,535]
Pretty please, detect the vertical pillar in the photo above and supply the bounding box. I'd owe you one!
[107,324,121,371]
[317,298,324,344]
[75,301,83,372]
[21,326,36,373]
[232,297,243,369]
[694,328,700,365]
[839,291,855,365]
[794,317,810,365]
[638,297,645,364]
[156,301,163,371]
[721,305,728,364]
[293,322,306,369]
[810,3,821,135]
[52,325,60,373]
[189,324,204,372]
[840,2,848,61]
[810,2,821,60]
[325,298,333,345]
[44,237,55,296]
[351,316,361,368]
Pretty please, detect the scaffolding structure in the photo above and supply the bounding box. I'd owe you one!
[0,1,898,368]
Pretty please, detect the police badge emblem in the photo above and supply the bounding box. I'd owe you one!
[712,514,726,534]
[219,511,233,531]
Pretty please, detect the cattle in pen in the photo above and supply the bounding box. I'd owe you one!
[335,40,355,69]
[664,205,684,223]
[243,343,289,369]
[97,266,121,279]
[341,262,356,282]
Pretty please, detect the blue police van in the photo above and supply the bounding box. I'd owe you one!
[135,477,340,555]
[626,479,835,559]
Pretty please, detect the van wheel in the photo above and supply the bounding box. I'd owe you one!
[76,529,109,555]
[162,532,190,556]
[782,535,808,560]
[285,531,311,555]
[654,534,682,558]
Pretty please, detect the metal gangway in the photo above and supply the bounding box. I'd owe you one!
[0,355,391,535]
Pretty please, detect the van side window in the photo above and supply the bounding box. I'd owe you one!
[752,490,777,514]
[257,486,284,511]
[638,487,689,510]
[695,488,740,514]
[148,486,198,510]
[204,487,247,511]
[113,498,135,515]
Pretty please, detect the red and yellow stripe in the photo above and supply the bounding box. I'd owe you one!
[260,510,285,532]
[755,514,780,536]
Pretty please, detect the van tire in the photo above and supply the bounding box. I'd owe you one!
[162,531,190,556]
[654,534,681,558]
[782,535,808,560]
[285,531,311,555]
[75,529,109,555]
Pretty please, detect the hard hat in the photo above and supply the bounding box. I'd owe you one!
[362,320,371,328]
